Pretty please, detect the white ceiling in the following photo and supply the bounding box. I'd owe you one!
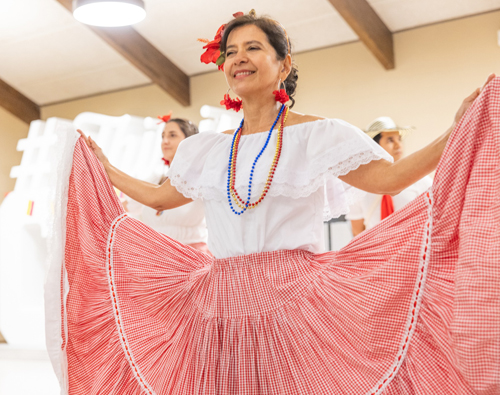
[1,0,499,106]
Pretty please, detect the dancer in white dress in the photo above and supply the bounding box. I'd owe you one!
[125,116,209,253]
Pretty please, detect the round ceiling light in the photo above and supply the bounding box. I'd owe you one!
[73,0,146,27]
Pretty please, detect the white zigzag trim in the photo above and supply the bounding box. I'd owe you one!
[368,189,433,395]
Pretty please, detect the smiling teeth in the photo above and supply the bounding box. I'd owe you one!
[236,71,254,76]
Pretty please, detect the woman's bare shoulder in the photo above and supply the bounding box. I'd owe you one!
[221,112,326,134]
[285,112,326,127]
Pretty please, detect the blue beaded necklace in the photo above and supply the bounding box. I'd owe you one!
[227,104,286,215]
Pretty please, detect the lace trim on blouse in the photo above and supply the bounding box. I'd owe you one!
[168,119,392,220]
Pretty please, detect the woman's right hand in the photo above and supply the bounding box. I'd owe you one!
[452,73,496,126]
[77,129,109,166]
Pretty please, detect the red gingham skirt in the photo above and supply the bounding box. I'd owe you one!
[62,80,500,394]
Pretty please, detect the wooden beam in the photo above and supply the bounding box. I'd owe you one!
[0,78,40,124]
[56,0,190,106]
[328,0,394,70]
[92,26,190,105]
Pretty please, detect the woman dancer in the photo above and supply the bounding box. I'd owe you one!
[124,116,209,253]
[53,11,498,395]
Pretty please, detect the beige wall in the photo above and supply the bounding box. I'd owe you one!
[41,71,227,126]
[293,10,500,155]
[0,107,29,203]
[11,10,499,173]
[42,11,500,156]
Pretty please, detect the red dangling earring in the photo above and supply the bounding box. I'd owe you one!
[273,80,289,104]
[220,89,243,112]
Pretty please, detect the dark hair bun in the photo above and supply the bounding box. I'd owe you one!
[284,63,298,108]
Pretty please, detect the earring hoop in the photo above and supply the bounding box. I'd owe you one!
[273,78,289,104]
[220,88,243,112]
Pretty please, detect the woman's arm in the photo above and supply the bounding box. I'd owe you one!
[104,163,192,210]
[340,75,494,195]
[77,130,192,211]
[350,219,365,237]
[339,129,449,195]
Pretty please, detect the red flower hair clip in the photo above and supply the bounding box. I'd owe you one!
[198,12,244,71]
[157,111,172,124]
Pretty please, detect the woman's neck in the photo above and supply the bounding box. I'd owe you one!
[240,97,282,135]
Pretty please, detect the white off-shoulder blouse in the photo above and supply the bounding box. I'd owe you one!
[168,119,392,258]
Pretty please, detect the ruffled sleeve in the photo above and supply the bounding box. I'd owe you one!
[168,119,393,219]
[300,119,394,220]
[265,118,394,219]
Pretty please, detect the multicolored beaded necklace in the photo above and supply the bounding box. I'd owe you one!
[227,104,289,215]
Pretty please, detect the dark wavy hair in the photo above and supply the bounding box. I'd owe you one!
[220,14,299,108]
[373,133,382,145]
[167,118,199,138]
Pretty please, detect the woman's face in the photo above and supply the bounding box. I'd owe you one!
[378,131,404,161]
[224,24,290,100]
[161,122,185,162]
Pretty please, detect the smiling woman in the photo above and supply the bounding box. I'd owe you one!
[221,15,299,108]
[49,10,499,395]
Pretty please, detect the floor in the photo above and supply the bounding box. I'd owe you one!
[0,344,60,395]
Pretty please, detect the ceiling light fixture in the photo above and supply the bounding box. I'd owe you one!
[73,0,146,27]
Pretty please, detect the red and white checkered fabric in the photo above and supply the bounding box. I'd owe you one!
[62,79,500,394]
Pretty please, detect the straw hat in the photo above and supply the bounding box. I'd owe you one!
[364,116,415,139]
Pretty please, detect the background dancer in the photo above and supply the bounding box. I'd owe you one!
[53,10,498,395]
[124,115,209,253]
[347,116,432,236]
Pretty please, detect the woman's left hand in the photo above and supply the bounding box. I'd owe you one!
[76,129,109,166]
[453,73,496,125]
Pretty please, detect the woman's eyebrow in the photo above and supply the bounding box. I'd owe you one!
[226,40,263,50]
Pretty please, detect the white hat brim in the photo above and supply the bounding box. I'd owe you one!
[365,126,415,139]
